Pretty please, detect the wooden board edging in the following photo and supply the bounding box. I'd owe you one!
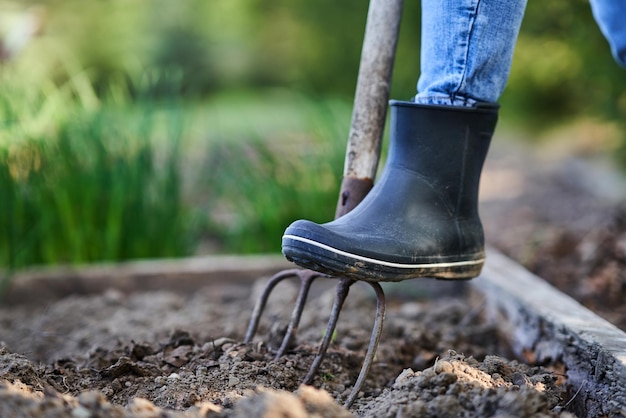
[473,249,626,417]
[1,254,292,306]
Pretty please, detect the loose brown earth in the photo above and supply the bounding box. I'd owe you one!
[1,138,624,417]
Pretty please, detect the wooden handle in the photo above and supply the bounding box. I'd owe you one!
[335,0,404,219]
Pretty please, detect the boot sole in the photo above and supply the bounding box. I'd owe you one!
[282,235,484,282]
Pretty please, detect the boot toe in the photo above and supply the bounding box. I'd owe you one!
[282,219,484,282]
[282,219,357,276]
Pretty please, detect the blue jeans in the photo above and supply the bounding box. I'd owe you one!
[590,0,626,68]
[415,0,625,106]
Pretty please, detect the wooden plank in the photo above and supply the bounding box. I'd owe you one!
[473,249,626,417]
[1,255,292,306]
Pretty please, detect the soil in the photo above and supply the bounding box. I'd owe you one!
[1,138,624,418]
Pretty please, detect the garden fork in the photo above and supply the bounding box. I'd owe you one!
[244,0,404,407]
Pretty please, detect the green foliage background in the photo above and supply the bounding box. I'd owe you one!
[4,0,624,130]
[7,0,622,120]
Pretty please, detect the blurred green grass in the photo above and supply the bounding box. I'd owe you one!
[0,77,352,272]
[0,78,192,270]
[195,91,349,254]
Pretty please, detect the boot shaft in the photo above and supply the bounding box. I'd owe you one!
[387,100,498,218]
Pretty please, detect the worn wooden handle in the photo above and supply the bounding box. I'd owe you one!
[335,0,404,219]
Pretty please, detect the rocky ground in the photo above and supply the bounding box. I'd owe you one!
[1,136,625,417]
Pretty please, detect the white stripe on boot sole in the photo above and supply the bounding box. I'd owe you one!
[282,235,485,270]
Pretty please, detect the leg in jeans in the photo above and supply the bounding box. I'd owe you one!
[589,0,626,67]
[417,0,527,105]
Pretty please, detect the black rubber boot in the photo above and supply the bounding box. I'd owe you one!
[282,100,499,282]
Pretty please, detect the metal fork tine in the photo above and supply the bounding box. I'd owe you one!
[303,277,355,385]
[344,281,386,407]
[244,268,303,343]
[245,269,387,408]
[275,270,320,359]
